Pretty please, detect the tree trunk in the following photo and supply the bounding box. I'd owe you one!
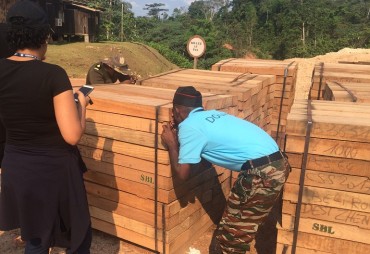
[302,22,305,46]
[121,3,124,42]
[107,0,113,40]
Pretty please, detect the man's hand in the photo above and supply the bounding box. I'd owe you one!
[161,122,178,150]
[129,76,137,84]
[119,76,136,84]
[161,122,191,180]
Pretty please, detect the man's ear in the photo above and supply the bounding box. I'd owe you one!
[178,106,190,120]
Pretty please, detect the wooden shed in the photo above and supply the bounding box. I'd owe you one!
[0,0,101,42]
[46,0,101,42]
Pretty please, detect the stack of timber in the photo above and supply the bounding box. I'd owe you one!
[137,68,276,185]
[79,84,235,254]
[276,99,370,253]
[211,58,298,149]
[338,61,370,65]
[323,81,370,103]
[310,62,370,100]
[138,68,275,134]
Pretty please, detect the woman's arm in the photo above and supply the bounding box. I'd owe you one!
[54,90,89,145]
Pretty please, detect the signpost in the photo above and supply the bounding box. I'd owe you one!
[187,35,206,69]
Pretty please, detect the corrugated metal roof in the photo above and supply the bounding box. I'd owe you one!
[69,3,102,12]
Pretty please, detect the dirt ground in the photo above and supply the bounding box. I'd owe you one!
[1,48,370,254]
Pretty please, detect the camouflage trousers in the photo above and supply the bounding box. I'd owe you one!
[216,157,290,254]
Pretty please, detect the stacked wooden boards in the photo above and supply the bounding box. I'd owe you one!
[211,58,298,149]
[138,69,275,133]
[137,68,276,185]
[338,61,370,65]
[79,84,234,253]
[310,63,370,100]
[323,81,370,103]
[276,99,370,253]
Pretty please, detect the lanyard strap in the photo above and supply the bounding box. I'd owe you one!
[13,52,41,61]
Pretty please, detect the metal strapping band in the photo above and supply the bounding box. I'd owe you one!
[154,104,169,253]
[230,72,253,83]
[154,106,159,252]
[216,58,237,71]
[233,75,259,87]
[282,244,288,254]
[332,81,358,102]
[137,69,184,85]
[162,203,166,254]
[291,99,313,254]
[275,61,295,142]
[306,67,316,101]
[317,62,324,99]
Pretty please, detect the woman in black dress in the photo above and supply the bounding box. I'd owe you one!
[0,1,92,253]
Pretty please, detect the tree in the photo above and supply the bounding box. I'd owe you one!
[171,7,183,19]
[143,3,169,19]
[87,0,136,41]
[188,0,228,21]
[224,0,257,50]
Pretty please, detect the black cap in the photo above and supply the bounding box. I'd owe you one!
[7,0,49,28]
[173,86,202,107]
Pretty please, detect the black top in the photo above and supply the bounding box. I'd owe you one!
[0,120,4,144]
[0,23,14,146]
[0,23,14,59]
[0,58,90,251]
[0,59,72,147]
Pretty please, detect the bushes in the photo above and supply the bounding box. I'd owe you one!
[148,42,192,68]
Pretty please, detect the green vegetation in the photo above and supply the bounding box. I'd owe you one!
[86,0,370,69]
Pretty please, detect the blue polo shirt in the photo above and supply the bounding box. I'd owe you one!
[178,108,279,171]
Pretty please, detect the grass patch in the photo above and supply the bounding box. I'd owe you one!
[45,41,178,79]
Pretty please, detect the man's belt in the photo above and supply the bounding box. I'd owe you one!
[241,151,284,171]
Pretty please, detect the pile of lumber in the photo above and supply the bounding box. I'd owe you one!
[138,68,276,185]
[276,99,370,253]
[79,84,234,253]
[310,63,370,100]
[211,58,298,148]
[323,81,370,103]
[138,68,275,134]
[338,61,370,65]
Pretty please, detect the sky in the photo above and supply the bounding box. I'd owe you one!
[127,0,196,17]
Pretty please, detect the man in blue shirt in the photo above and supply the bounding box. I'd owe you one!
[161,86,290,254]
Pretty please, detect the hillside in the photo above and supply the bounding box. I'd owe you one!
[45,42,178,79]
